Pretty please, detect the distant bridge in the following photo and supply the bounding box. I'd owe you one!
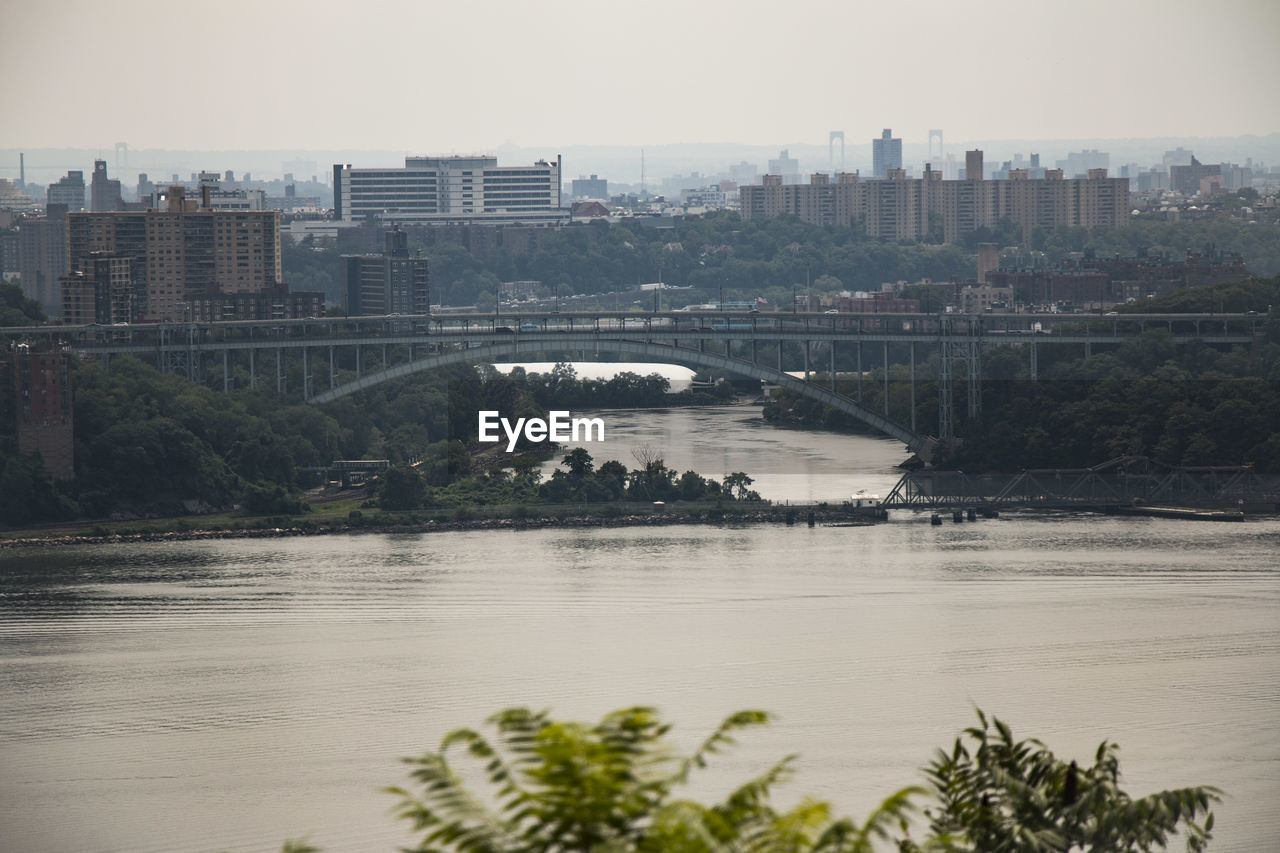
[883,456,1280,510]
[3,309,1262,456]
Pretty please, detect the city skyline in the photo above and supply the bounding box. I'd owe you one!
[2,0,1278,153]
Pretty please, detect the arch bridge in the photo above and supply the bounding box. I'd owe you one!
[4,309,1261,459]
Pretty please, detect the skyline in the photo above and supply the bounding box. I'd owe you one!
[3,0,1279,154]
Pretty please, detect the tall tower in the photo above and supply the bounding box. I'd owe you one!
[829,131,846,173]
[965,149,984,181]
[872,128,902,179]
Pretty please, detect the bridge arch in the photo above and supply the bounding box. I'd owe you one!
[306,339,931,451]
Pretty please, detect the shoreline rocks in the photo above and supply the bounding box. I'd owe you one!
[0,509,874,549]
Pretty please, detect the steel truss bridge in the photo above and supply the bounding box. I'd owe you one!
[4,310,1262,458]
[883,455,1280,510]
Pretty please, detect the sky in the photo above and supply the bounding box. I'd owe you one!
[2,0,1278,153]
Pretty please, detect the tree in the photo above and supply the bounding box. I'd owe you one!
[385,706,921,853]
[380,464,427,510]
[722,471,758,501]
[0,281,46,326]
[915,710,1219,853]
[562,447,594,479]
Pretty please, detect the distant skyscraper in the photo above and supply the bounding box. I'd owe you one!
[729,161,759,185]
[571,174,608,199]
[89,160,123,212]
[872,129,902,179]
[965,150,984,181]
[1057,149,1109,178]
[767,150,801,183]
[47,171,86,210]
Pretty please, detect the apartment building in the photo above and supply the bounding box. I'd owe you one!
[740,156,1128,245]
[66,187,282,321]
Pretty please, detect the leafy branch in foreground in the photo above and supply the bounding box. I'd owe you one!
[273,706,1220,852]
[914,709,1220,853]
[385,705,920,853]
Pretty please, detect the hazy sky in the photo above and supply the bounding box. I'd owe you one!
[3,0,1278,152]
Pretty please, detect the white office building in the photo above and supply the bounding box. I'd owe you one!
[333,155,568,226]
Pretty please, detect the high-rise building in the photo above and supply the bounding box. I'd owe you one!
[333,155,566,226]
[872,129,902,179]
[740,155,1128,245]
[17,204,69,317]
[1170,156,1222,195]
[767,150,801,184]
[729,161,759,185]
[89,160,123,212]
[965,150,984,181]
[570,174,608,199]
[67,187,283,321]
[61,252,134,326]
[1,347,74,480]
[46,171,86,210]
[342,227,429,316]
[1057,149,1110,178]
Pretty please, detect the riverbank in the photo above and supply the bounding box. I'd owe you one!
[0,505,877,549]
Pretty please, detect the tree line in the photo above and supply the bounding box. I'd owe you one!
[763,275,1280,472]
[0,355,757,527]
[376,446,759,511]
[278,211,1279,313]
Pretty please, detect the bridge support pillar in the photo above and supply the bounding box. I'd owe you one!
[910,342,917,433]
[250,348,256,390]
[884,341,890,416]
[857,341,863,401]
[223,350,230,394]
[939,337,953,441]
[276,348,284,395]
[329,346,335,390]
[830,341,835,392]
[356,345,362,377]
[803,340,810,381]
[1030,340,1038,381]
[303,347,311,401]
[967,350,981,418]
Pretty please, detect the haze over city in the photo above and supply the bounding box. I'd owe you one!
[3,0,1279,154]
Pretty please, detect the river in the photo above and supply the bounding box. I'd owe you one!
[1,406,1278,852]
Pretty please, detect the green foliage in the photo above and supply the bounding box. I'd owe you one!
[242,482,305,516]
[385,706,921,853]
[379,464,428,510]
[0,446,77,525]
[915,710,1219,853]
[0,281,46,326]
